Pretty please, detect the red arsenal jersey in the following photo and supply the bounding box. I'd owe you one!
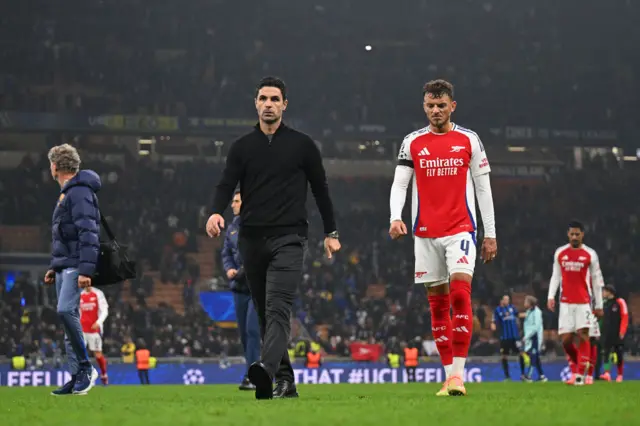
[80,287,108,333]
[396,124,491,238]
[550,244,603,304]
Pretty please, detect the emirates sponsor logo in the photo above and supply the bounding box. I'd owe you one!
[418,157,464,169]
[561,261,585,272]
[419,157,465,177]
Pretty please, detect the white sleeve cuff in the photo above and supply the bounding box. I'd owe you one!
[473,172,496,238]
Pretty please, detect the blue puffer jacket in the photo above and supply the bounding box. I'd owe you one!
[50,170,101,277]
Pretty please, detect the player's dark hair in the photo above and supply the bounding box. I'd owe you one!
[423,79,455,100]
[568,220,584,231]
[234,188,241,196]
[255,76,287,101]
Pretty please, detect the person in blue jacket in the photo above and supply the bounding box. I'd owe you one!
[222,190,260,391]
[44,144,100,396]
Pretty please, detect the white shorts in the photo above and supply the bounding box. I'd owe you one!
[83,332,103,352]
[558,303,593,335]
[414,232,477,285]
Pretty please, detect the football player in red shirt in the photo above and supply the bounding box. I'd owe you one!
[80,286,109,384]
[389,79,497,396]
[547,221,604,386]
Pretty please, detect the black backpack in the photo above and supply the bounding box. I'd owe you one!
[93,208,137,286]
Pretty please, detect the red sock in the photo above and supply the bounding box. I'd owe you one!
[450,280,473,358]
[578,339,591,376]
[563,341,578,370]
[428,293,453,367]
[96,354,108,376]
[617,360,624,376]
[565,353,577,374]
[588,344,597,376]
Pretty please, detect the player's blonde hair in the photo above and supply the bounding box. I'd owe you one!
[48,143,81,174]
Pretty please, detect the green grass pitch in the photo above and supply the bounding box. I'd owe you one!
[0,382,637,426]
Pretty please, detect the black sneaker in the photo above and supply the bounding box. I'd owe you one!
[273,381,299,398]
[51,375,77,396]
[239,376,256,391]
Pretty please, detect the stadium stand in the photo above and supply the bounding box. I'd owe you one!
[1,0,639,363]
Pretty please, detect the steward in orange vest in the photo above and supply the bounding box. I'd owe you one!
[306,350,321,369]
[136,345,151,385]
[403,346,419,382]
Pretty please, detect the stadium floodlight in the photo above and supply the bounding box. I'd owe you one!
[138,137,154,156]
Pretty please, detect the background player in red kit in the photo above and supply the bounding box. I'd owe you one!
[547,221,604,386]
[80,286,109,384]
[389,79,497,396]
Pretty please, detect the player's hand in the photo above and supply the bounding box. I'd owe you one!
[490,323,496,332]
[91,322,100,331]
[44,269,55,285]
[593,309,604,319]
[78,275,92,288]
[324,237,341,259]
[226,268,238,280]
[389,220,407,240]
[481,237,497,263]
[620,333,625,340]
[547,299,556,312]
[206,214,225,238]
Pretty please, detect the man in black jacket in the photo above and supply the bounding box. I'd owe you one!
[206,76,340,399]
[599,285,628,382]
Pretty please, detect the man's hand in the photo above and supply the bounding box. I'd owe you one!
[324,237,341,259]
[226,269,238,280]
[91,322,100,331]
[44,269,55,285]
[547,299,556,312]
[206,214,225,238]
[490,323,496,332]
[593,308,604,319]
[389,220,407,240]
[481,237,497,263]
[78,275,92,289]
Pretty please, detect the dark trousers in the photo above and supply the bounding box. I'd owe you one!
[234,291,261,376]
[138,369,150,384]
[602,340,624,373]
[405,366,416,382]
[238,233,305,383]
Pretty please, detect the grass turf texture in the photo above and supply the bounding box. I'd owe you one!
[0,382,637,426]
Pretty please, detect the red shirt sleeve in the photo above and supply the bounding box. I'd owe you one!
[617,298,629,337]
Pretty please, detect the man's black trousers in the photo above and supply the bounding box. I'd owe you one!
[238,233,305,383]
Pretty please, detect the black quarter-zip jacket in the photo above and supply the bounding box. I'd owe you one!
[211,122,337,238]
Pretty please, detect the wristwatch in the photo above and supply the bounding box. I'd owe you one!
[326,231,339,239]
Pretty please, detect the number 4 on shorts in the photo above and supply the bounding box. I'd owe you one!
[460,239,470,256]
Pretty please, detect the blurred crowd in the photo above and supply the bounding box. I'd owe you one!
[1,0,639,362]
[1,152,640,361]
[0,0,638,133]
